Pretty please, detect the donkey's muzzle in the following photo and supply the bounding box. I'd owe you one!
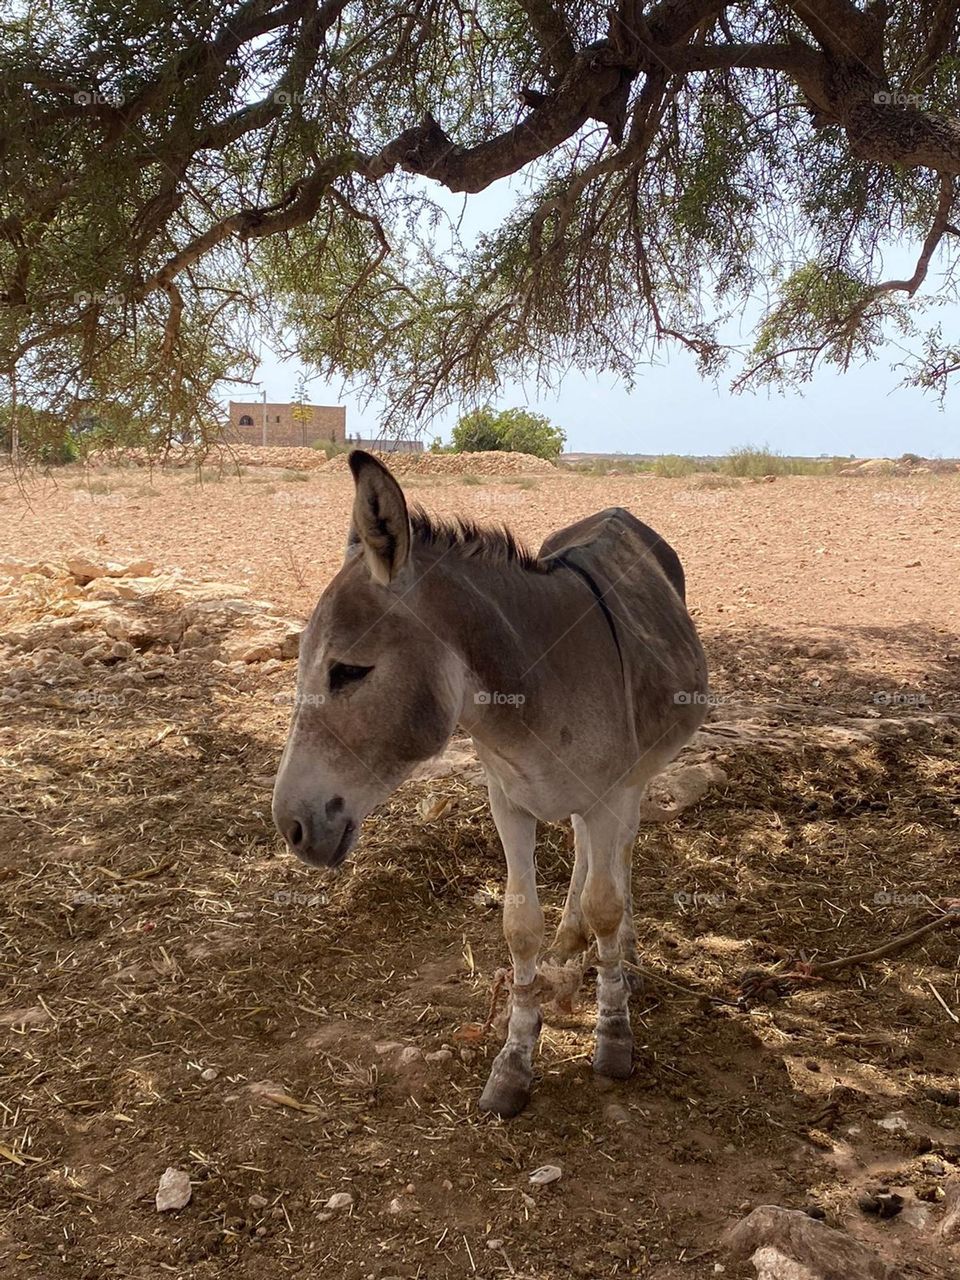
[273,799,358,869]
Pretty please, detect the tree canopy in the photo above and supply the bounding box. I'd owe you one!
[4,1,960,441]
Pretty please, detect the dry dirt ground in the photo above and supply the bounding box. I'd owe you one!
[1,462,960,1280]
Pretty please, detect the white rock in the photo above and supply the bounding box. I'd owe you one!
[425,1049,453,1064]
[66,555,108,585]
[200,1067,218,1081]
[248,1194,269,1209]
[751,1246,819,1280]
[325,1191,354,1211]
[374,1041,403,1056]
[529,1165,562,1186]
[155,1167,192,1211]
[106,559,155,578]
[876,1112,909,1132]
[398,1047,422,1067]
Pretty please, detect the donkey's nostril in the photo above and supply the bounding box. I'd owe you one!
[325,796,344,819]
[287,819,305,848]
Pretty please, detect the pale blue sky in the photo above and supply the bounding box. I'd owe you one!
[228,176,960,458]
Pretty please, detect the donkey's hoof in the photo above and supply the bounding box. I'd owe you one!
[478,1051,532,1118]
[478,1078,531,1119]
[593,1036,633,1080]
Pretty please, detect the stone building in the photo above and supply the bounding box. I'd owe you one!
[227,401,346,447]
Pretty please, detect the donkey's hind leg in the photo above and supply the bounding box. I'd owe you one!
[553,814,590,962]
[619,835,643,994]
[478,778,544,1119]
[581,789,643,1079]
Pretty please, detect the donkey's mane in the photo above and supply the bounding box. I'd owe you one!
[409,506,549,571]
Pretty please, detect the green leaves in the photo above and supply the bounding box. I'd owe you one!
[451,405,565,458]
[4,0,960,436]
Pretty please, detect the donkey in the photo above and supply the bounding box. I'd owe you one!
[273,450,708,1117]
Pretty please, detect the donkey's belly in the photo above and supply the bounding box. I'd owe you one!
[474,737,640,822]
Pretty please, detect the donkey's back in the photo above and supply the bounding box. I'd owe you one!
[537,504,707,772]
[539,505,687,601]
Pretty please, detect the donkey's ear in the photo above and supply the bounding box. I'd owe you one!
[347,451,411,585]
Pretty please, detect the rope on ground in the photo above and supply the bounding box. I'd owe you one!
[455,905,960,1041]
[738,903,960,1005]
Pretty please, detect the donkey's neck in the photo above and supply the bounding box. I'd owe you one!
[412,554,538,703]
[409,548,617,744]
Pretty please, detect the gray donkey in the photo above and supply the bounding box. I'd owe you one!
[273,450,708,1117]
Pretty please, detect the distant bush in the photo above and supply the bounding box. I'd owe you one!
[561,457,654,476]
[312,439,350,457]
[36,435,78,465]
[451,406,564,460]
[653,454,697,477]
[720,445,843,476]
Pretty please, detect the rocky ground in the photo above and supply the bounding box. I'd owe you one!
[1,464,959,1280]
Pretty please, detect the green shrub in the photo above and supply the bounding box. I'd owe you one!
[653,454,697,477]
[721,445,841,476]
[36,435,78,465]
[451,405,564,460]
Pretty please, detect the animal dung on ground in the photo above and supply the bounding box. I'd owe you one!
[528,1164,562,1186]
[155,1167,192,1212]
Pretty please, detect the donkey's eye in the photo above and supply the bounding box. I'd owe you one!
[329,662,374,694]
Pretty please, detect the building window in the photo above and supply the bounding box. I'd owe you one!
[238,414,254,426]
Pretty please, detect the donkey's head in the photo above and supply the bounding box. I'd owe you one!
[272,451,463,868]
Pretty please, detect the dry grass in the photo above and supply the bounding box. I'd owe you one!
[1,470,960,1279]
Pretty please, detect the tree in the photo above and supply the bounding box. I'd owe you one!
[4,1,960,445]
[451,407,505,453]
[452,405,565,458]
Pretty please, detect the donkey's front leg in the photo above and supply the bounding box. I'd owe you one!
[479,780,543,1118]
[581,797,640,1079]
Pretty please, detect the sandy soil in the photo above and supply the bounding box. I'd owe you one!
[1,463,959,1280]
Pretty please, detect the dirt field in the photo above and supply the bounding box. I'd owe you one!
[2,462,959,1280]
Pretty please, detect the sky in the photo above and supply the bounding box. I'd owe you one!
[226,177,960,459]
